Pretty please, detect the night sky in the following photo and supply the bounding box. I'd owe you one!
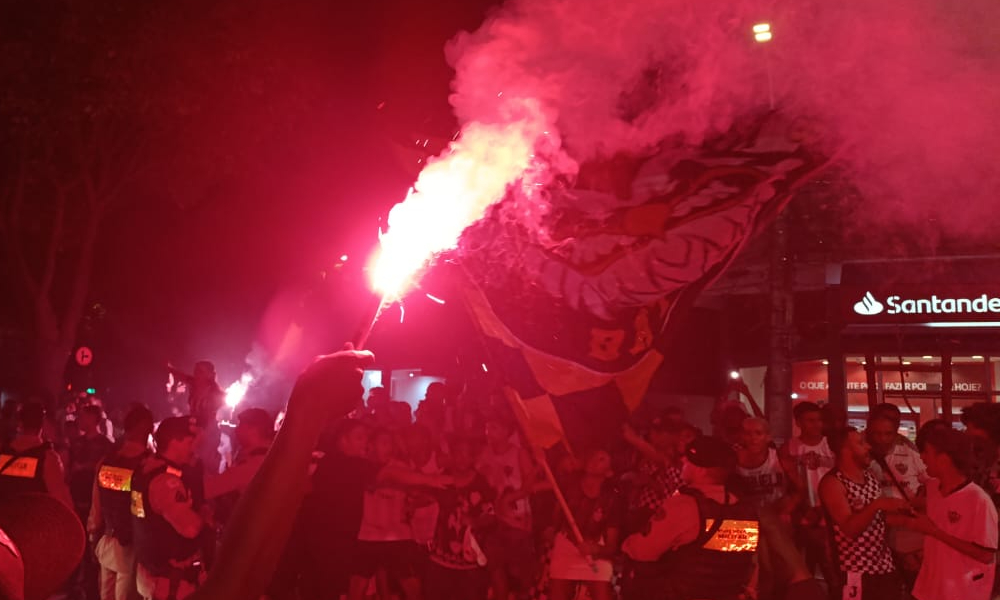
[8,0,996,412]
[23,0,502,406]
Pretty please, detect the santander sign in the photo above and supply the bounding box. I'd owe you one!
[854,291,1000,317]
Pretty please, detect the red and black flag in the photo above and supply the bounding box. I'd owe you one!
[458,115,831,450]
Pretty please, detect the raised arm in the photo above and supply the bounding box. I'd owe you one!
[622,425,668,464]
[190,349,373,600]
[203,455,265,500]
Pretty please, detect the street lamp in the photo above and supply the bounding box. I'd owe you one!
[753,22,775,109]
[753,23,772,43]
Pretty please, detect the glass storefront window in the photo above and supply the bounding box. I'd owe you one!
[793,354,999,437]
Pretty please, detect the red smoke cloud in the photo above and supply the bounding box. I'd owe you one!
[444,0,1000,239]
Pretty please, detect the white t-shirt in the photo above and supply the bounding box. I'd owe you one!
[871,442,927,500]
[871,441,929,553]
[477,442,531,530]
[913,479,999,600]
[787,437,835,507]
[737,448,786,507]
[357,460,413,542]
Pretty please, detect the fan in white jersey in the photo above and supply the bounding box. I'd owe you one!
[779,401,839,592]
[906,425,998,600]
[780,402,835,508]
[867,412,929,587]
[736,417,787,508]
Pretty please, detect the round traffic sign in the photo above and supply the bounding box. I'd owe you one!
[75,347,94,367]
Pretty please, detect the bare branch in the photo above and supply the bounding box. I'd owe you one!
[38,183,68,299]
[3,159,41,299]
[103,138,149,209]
[76,125,100,210]
[94,123,114,197]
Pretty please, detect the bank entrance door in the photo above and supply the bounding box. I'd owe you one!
[844,354,998,437]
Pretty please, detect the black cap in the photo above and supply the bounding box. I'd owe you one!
[154,416,196,448]
[238,408,275,437]
[123,404,154,433]
[685,436,736,469]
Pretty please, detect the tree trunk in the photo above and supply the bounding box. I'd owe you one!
[3,137,113,402]
[27,209,103,402]
[33,337,72,404]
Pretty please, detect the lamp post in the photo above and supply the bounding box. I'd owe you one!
[753,22,775,110]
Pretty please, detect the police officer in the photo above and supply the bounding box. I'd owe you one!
[0,401,73,507]
[132,417,207,600]
[89,405,154,600]
[621,435,759,600]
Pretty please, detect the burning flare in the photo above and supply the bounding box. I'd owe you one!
[369,99,556,300]
[225,372,253,408]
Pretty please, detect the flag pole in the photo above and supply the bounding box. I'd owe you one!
[534,446,588,546]
[453,267,593,561]
[352,294,390,351]
[498,387,587,547]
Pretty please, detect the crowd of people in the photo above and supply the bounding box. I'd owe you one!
[1,359,1000,600]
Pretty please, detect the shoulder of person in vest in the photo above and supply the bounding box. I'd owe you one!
[687,483,734,505]
[628,491,701,554]
[149,470,192,513]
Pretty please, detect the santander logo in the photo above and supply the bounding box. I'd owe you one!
[853,290,1000,317]
[854,292,885,316]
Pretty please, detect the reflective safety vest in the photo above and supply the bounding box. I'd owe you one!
[0,443,49,498]
[660,487,759,600]
[131,457,202,572]
[625,487,759,600]
[97,450,149,545]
